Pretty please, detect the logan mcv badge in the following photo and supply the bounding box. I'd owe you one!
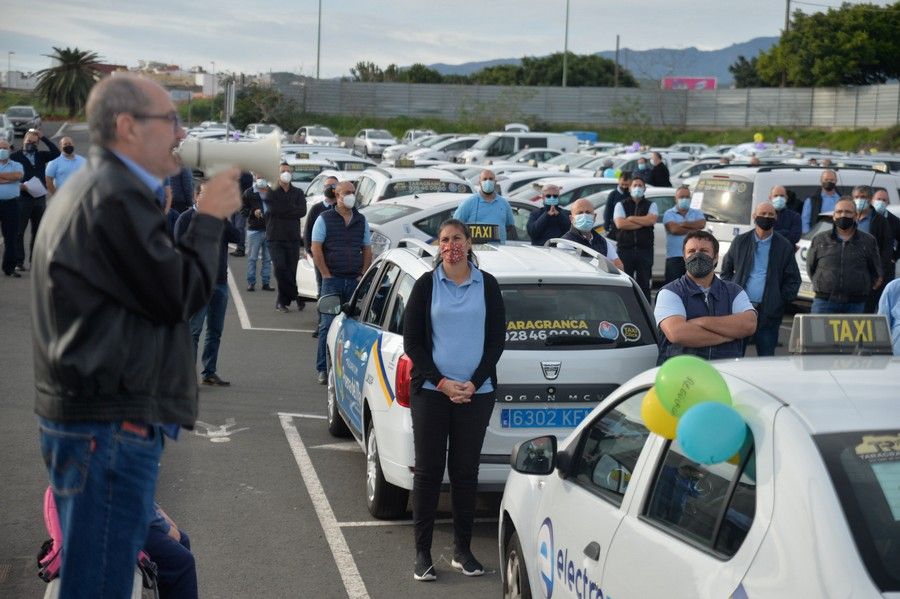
[541,361,561,380]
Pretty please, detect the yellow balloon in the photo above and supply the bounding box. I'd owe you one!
[753,132,764,143]
[641,387,679,440]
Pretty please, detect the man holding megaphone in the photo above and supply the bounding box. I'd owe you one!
[30,73,242,596]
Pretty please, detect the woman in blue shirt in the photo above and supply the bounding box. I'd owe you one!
[403,219,506,582]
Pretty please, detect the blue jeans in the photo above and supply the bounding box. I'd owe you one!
[39,418,163,598]
[144,528,197,599]
[245,229,271,286]
[811,298,866,314]
[747,320,781,357]
[316,276,359,373]
[231,212,246,251]
[190,282,229,378]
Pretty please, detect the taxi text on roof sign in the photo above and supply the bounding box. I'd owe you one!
[468,224,500,243]
[788,314,893,355]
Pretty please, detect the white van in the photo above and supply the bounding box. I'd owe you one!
[456,131,578,164]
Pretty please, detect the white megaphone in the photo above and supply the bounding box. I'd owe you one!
[177,133,282,183]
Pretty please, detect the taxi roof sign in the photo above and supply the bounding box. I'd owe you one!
[788,314,892,355]
[394,158,416,168]
[294,152,310,159]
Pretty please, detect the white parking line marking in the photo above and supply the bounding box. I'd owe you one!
[310,442,363,453]
[227,267,315,333]
[278,412,327,420]
[279,414,369,599]
[337,517,499,528]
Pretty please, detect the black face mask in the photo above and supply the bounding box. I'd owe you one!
[754,216,775,231]
[834,216,856,230]
[24,143,36,153]
[324,187,336,200]
[822,181,836,192]
[63,145,75,155]
[685,253,716,278]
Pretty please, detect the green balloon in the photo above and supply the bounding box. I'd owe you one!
[655,355,731,417]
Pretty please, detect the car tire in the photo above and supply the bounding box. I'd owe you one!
[504,531,532,599]
[326,357,351,438]
[365,419,409,519]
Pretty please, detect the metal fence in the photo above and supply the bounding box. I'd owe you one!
[276,79,900,129]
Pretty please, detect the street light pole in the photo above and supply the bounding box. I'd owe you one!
[316,0,322,79]
[6,51,14,89]
[562,0,570,87]
[210,61,216,121]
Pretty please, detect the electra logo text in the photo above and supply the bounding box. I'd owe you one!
[538,517,609,599]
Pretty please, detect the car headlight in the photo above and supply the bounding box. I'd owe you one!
[371,231,391,257]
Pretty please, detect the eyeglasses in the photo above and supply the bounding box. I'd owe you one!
[131,112,182,133]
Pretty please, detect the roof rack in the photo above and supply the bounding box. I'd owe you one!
[397,238,438,260]
[544,238,620,275]
[755,164,885,174]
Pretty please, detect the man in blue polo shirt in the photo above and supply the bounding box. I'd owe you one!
[801,170,840,234]
[0,139,24,277]
[453,169,516,243]
[662,185,705,283]
[45,136,86,196]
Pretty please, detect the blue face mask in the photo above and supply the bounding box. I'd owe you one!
[771,196,787,210]
[677,198,690,210]
[544,195,559,206]
[853,198,868,212]
[574,213,594,231]
[631,187,645,198]
[0,149,8,161]
[873,200,887,215]
[638,163,647,171]
[481,179,495,194]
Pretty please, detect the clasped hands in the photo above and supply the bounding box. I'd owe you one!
[437,378,476,404]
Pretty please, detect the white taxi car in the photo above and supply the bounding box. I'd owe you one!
[320,240,660,519]
[354,164,473,208]
[499,314,900,599]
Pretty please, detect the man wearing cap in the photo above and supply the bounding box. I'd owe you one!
[526,184,570,246]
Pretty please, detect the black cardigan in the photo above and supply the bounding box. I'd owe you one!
[402,267,506,394]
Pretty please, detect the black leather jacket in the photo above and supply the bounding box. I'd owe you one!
[807,226,882,303]
[31,148,224,426]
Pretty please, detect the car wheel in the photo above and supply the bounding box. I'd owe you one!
[365,419,409,519]
[326,357,351,438]
[504,531,532,599]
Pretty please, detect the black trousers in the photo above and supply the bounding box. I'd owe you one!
[619,246,654,302]
[411,388,494,556]
[268,239,300,307]
[0,198,20,275]
[16,195,45,266]
[664,256,686,285]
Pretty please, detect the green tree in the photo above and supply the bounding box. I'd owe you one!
[755,2,900,86]
[350,61,384,82]
[231,82,285,129]
[34,47,102,117]
[470,53,637,87]
[471,64,523,85]
[400,63,443,84]
[729,55,766,88]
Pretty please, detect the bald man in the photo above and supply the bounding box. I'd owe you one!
[526,183,570,245]
[45,136,86,195]
[453,169,516,243]
[801,169,840,234]
[561,198,623,269]
[721,201,800,355]
[768,184,801,244]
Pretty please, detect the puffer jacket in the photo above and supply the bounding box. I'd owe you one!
[31,148,224,426]
[807,226,882,303]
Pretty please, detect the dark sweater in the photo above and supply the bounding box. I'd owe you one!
[403,267,506,394]
[305,199,335,253]
[10,136,59,195]
[264,183,306,242]
[174,208,242,284]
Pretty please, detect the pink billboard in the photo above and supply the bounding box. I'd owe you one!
[662,77,718,90]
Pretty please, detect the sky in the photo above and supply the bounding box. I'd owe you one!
[2,0,893,78]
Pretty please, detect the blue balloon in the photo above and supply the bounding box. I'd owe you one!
[676,403,747,465]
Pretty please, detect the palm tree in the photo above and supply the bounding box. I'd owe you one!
[35,47,102,118]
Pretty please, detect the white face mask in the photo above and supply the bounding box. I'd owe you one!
[279,172,292,184]
[341,194,356,209]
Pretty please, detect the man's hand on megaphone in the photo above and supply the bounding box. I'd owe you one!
[197,167,242,219]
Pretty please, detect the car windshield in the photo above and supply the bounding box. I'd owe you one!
[814,430,900,592]
[308,127,332,136]
[7,107,33,117]
[360,203,421,225]
[501,284,654,350]
[545,153,583,166]
[369,130,393,140]
[291,165,327,182]
[693,176,754,223]
[256,125,277,134]
[383,179,470,199]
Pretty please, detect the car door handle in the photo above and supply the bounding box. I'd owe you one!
[583,541,601,561]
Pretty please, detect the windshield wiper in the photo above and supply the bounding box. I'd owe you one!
[545,335,616,346]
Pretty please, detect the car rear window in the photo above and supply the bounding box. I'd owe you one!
[361,204,421,225]
[384,180,470,198]
[693,176,754,224]
[814,430,900,592]
[7,107,33,117]
[501,284,654,350]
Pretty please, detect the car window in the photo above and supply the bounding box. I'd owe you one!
[413,208,455,239]
[653,195,676,222]
[644,436,756,558]
[488,136,515,157]
[570,390,650,505]
[306,176,327,196]
[361,203,421,225]
[520,137,548,149]
[350,266,380,317]
[291,165,326,184]
[383,179,469,199]
[356,176,377,207]
[510,205,534,242]
[501,283,655,350]
[559,183,616,207]
[364,263,401,326]
[387,273,416,334]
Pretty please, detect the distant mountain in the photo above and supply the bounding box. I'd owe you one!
[425,37,779,86]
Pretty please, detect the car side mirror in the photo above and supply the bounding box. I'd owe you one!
[341,302,360,317]
[510,436,557,475]
[317,294,343,315]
